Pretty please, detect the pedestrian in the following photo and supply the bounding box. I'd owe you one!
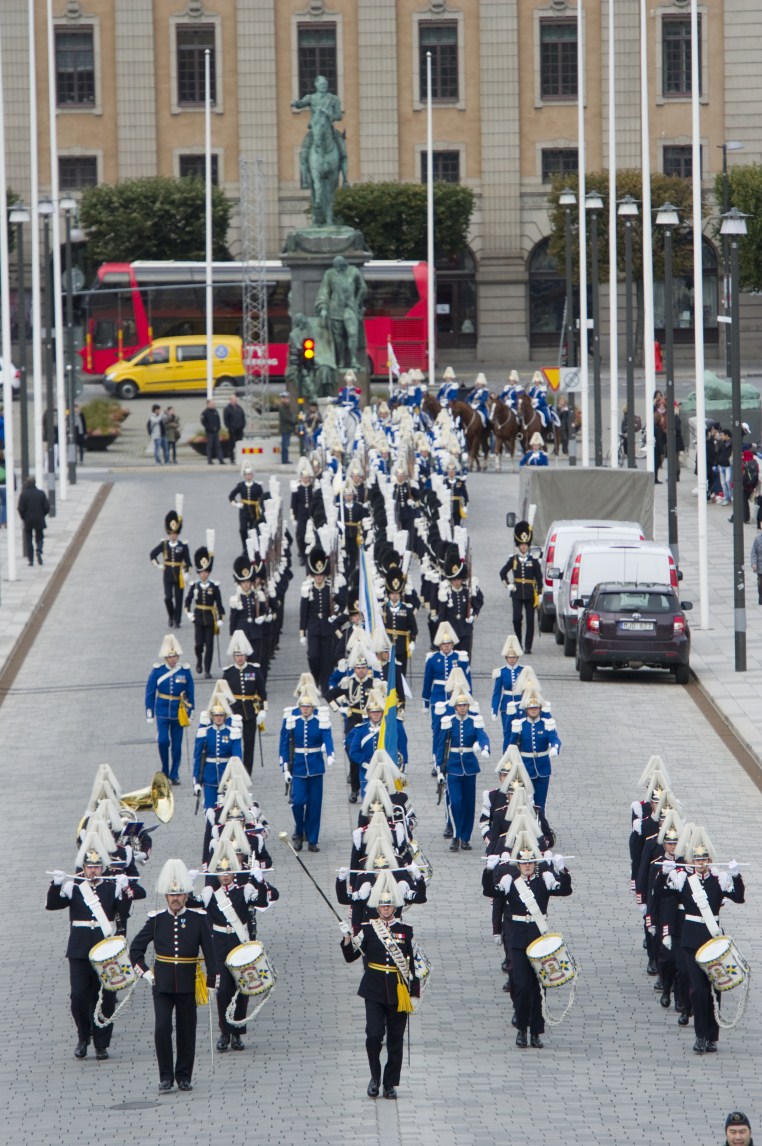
[129,859,217,1094]
[278,684,335,852]
[145,633,195,785]
[0,447,7,528]
[499,520,542,654]
[223,393,246,456]
[17,474,50,566]
[278,391,298,465]
[164,406,181,463]
[724,1113,753,1146]
[557,397,570,455]
[147,404,166,465]
[738,443,759,525]
[74,403,87,463]
[715,428,732,505]
[339,871,419,1100]
[201,399,225,464]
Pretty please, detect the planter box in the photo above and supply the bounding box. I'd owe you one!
[189,437,235,460]
[85,433,119,452]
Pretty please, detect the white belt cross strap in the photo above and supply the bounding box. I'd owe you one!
[213,887,249,946]
[371,919,411,986]
[514,877,548,935]
[687,874,722,938]
[79,881,115,939]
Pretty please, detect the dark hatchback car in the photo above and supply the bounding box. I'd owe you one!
[575,582,692,683]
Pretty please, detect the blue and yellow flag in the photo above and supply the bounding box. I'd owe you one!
[378,650,398,765]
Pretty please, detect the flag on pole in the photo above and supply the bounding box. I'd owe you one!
[358,546,383,636]
[387,335,401,379]
[378,648,398,765]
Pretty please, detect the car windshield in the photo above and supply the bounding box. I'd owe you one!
[597,591,674,613]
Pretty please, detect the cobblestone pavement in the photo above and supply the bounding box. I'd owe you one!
[1,464,760,1146]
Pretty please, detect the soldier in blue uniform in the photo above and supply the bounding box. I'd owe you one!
[325,648,379,803]
[278,687,335,852]
[435,689,490,851]
[422,621,472,763]
[490,635,525,749]
[299,546,345,695]
[437,365,459,406]
[508,691,561,813]
[149,505,191,628]
[130,859,217,1093]
[185,542,224,679]
[145,634,195,785]
[519,431,550,467]
[222,632,267,775]
[192,694,242,809]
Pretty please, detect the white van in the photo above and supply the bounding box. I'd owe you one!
[555,540,680,656]
[540,520,645,632]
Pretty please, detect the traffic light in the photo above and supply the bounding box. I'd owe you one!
[302,337,315,364]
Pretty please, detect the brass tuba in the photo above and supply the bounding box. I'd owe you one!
[120,771,174,824]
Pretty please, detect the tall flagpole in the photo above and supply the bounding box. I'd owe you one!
[205,49,213,401]
[46,0,67,499]
[577,1,589,467]
[608,0,619,468]
[691,0,708,627]
[29,0,44,484]
[426,51,435,390]
[640,0,656,478]
[0,13,18,580]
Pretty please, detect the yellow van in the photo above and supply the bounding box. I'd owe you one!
[102,335,244,400]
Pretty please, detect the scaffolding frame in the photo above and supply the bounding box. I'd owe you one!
[239,157,270,436]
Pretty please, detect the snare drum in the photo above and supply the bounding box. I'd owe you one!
[410,840,433,885]
[526,933,577,989]
[225,941,276,997]
[695,936,749,992]
[89,936,136,992]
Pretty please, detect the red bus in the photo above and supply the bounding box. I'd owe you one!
[81,259,429,380]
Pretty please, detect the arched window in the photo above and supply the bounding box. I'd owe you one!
[528,238,567,352]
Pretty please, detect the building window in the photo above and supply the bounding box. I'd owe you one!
[663,16,700,97]
[59,156,98,191]
[297,23,337,98]
[540,20,577,100]
[663,146,699,179]
[541,148,579,183]
[419,23,458,102]
[177,25,216,106]
[178,154,219,184]
[55,27,95,107]
[420,151,460,184]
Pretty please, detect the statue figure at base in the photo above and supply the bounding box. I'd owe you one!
[291,75,349,227]
[315,256,367,373]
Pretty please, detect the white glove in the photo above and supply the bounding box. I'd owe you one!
[639,903,647,917]
[61,880,75,898]
[135,850,148,866]
[251,868,264,884]
[339,921,352,936]
[647,925,656,936]
[146,715,155,725]
[300,636,307,647]
[728,858,740,877]
[186,612,195,623]
[326,755,335,767]
[718,871,733,893]
[465,615,474,624]
[549,745,559,757]
[542,870,557,890]
[663,935,672,950]
[407,862,421,881]
[283,768,292,782]
[421,703,428,712]
[481,747,490,758]
[115,874,130,894]
[662,859,676,875]
[409,642,416,654]
[552,854,565,873]
[486,855,499,870]
[51,869,66,886]
[358,882,371,901]
[337,867,349,881]
[435,769,444,784]
[493,934,502,946]
[507,584,515,595]
[498,874,512,893]
[255,615,265,625]
[187,869,199,883]
[491,713,497,722]
[668,870,687,892]
[193,783,202,796]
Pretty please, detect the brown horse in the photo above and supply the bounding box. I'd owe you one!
[449,400,488,472]
[518,392,560,457]
[486,396,520,471]
[421,392,441,423]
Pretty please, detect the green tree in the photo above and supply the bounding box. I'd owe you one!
[79,176,232,264]
[333,181,475,260]
[547,170,705,363]
[716,164,762,291]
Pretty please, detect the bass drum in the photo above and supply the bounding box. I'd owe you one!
[225,940,276,997]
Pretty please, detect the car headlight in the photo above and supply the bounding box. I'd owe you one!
[104,373,115,381]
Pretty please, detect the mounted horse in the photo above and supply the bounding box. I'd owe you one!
[486,396,520,471]
[518,392,560,457]
[449,400,489,472]
[308,106,341,226]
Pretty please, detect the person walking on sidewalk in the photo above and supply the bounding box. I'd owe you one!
[164,406,181,464]
[201,399,225,465]
[224,394,246,456]
[750,531,762,604]
[17,474,49,566]
[278,392,298,465]
[147,404,166,465]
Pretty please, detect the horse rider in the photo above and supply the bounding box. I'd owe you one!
[291,74,349,190]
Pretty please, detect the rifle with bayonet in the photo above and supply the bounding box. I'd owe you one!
[437,729,451,806]
[286,726,294,803]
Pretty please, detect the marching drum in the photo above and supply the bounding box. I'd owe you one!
[695,936,750,992]
[411,939,431,1014]
[410,840,433,885]
[526,933,577,989]
[89,936,137,993]
[225,941,276,998]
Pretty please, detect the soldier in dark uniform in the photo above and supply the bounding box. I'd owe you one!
[644,813,686,1012]
[339,483,370,578]
[228,555,276,675]
[185,542,224,679]
[222,631,267,775]
[339,871,420,1099]
[436,549,483,661]
[299,546,345,695]
[499,521,543,654]
[391,464,417,547]
[130,859,217,1093]
[382,570,417,681]
[290,457,315,565]
[150,505,192,629]
[444,459,468,526]
[46,832,142,1060]
[326,648,379,803]
[229,465,267,551]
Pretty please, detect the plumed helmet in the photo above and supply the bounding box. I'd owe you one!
[514,520,532,546]
[194,546,213,573]
[307,547,329,576]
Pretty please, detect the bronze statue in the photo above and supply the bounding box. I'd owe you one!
[291,75,349,227]
[315,256,367,373]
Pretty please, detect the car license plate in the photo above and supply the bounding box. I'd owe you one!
[619,621,654,632]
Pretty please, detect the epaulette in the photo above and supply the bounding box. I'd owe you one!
[473,715,485,729]
[317,708,331,728]
[285,714,296,730]
[301,580,312,598]
[544,718,557,731]
[456,651,469,662]
[148,910,160,918]
[425,651,436,661]
[491,668,500,679]
[152,662,162,669]
[182,663,191,670]
[433,701,447,716]
[440,715,453,730]
[289,479,298,492]
[510,718,523,731]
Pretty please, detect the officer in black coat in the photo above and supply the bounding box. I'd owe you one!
[382,569,417,680]
[185,544,225,679]
[299,546,345,695]
[130,860,217,1093]
[340,872,419,1100]
[228,555,276,675]
[150,506,192,628]
[17,475,50,565]
[229,466,267,548]
[290,458,315,564]
[222,631,267,774]
[499,521,542,654]
[436,548,483,661]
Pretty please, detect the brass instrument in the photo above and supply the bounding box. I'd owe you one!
[120,771,175,824]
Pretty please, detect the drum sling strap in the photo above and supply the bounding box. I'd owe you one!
[371,920,414,1013]
[687,874,722,937]
[214,887,250,946]
[79,882,115,938]
[514,877,548,935]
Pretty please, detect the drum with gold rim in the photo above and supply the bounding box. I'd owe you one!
[526,932,577,989]
[89,935,137,992]
[695,935,749,992]
[225,940,276,997]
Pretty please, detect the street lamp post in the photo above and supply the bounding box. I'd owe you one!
[721,206,749,672]
[38,197,56,517]
[9,202,30,479]
[585,191,603,467]
[618,195,638,469]
[718,141,744,383]
[60,195,77,485]
[656,202,680,564]
[559,187,577,467]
